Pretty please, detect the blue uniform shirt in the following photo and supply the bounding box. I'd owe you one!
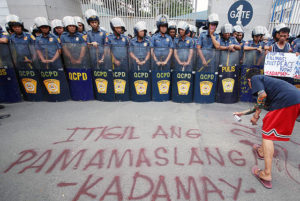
[87,28,108,46]
[129,37,151,59]
[60,32,87,44]
[197,31,220,49]
[0,31,9,40]
[174,36,194,49]
[10,32,36,60]
[150,32,174,48]
[251,75,300,111]
[245,40,264,48]
[293,42,300,53]
[35,33,61,58]
[291,38,300,52]
[220,36,239,47]
[107,33,129,60]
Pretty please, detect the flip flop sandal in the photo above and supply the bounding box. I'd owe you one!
[253,144,264,160]
[251,166,272,189]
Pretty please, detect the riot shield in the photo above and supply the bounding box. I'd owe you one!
[151,47,172,101]
[240,50,265,102]
[89,45,114,101]
[0,43,22,103]
[129,45,151,102]
[62,42,94,101]
[36,42,70,101]
[10,43,46,101]
[172,47,194,103]
[109,45,130,101]
[217,50,240,103]
[194,48,219,103]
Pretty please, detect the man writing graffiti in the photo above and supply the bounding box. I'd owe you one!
[234,68,300,189]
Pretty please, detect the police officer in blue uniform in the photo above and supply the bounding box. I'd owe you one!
[189,24,198,48]
[84,9,108,69]
[196,13,220,71]
[74,16,87,36]
[233,25,246,46]
[60,16,87,67]
[173,21,194,71]
[129,21,151,71]
[107,17,129,71]
[51,19,64,38]
[219,24,241,51]
[34,17,62,69]
[150,14,174,70]
[168,21,177,41]
[291,34,300,53]
[244,26,265,53]
[8,14,36,68]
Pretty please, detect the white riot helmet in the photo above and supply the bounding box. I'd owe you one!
[168,21,177,30]
[84,9,99,24]
[189,25,197,33]
[134,21,147,36]
[63,16,77,28]
[110,17,126,33]
[233,25,244,33]
[74,16,84,25]
[177,21,189,34]
[221,23,233,34]
[34,17,50,28]
[208,13,219,25]
[6,14,23,28]
[51,19,63,28]
[252,26,264,36]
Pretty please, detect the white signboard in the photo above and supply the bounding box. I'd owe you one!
[264,52,300,79]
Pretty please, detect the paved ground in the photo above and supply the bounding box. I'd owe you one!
[0,101,299,201]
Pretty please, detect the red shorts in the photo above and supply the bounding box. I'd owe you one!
[262,104,300,141]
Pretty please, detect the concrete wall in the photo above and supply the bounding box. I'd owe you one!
[6,0,82,30]
[208,0,273,40]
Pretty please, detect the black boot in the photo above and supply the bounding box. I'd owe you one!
[0,105,4,110]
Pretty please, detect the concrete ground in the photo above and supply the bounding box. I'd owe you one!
[0,101,299,201]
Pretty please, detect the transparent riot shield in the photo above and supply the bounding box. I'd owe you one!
[62,42,94,101]
[36,42,70,101]
[172,47,194,103]
[151,47,172,101]
[240,50,265,102]
[89,45,114,101]
[194,48,219,103]
[0,43,22,103]
[217,50,240,103]
[110,45,130,101]
[129,45,151,102]
[10,43,46,101]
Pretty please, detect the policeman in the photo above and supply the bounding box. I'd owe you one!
[129,21,151,71]
[60,16,87,67]
[173,21,194,71]
[74,16,87,35]
[189,24,198,48]
[34,17,62,69]
[219,24,241,51]
[51,19,64,38]
[233,25,246,46]
[168,21,177,40]
[196,13,220,68]
[292,34,300,54]
[107,17,129,71]
[7,14,36,68]
[244,26,265,53]
[150,14,174,70]
[84,9,107,69]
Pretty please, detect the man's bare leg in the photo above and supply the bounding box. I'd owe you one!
[254,138,273,181]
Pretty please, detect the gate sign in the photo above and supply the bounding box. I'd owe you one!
[228,0,253,26]
[264,52,300,79]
